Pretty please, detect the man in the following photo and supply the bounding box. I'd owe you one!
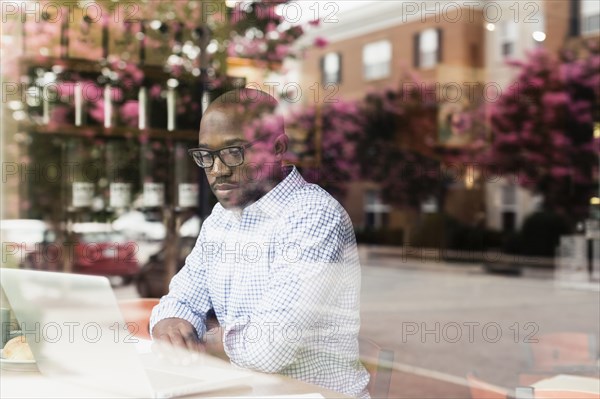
[150,89,370,398]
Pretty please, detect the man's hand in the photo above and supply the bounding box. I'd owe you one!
[152,318,205,353]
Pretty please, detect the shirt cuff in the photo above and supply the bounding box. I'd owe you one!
[149,300,206,340]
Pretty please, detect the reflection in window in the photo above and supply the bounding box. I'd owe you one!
[363,40,391,81]
[321,52,341,85]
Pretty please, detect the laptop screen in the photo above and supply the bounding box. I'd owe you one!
[1,269,154,397]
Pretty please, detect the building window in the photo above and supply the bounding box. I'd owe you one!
[501,184,517,206]
[363,40,391,81]
[321,52,341,85]
[500,20,518,57]
[421,196,438,214]
[415,28,440,69]
[582,0,600,34]
[492,182,518,232]
[364,190,390,229]
[500,183,517,232]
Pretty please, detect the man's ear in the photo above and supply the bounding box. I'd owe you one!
[274,134,289,161]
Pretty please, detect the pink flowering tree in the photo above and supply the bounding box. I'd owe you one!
[283,77,449,207]
[2,0,323,133]
[287,99,365,200]
[485,44,599,222]
[433,104,489,167]
[2,0,321,219]
[357,81,443,210]
[225,1,316,64]
[2,0,319,77]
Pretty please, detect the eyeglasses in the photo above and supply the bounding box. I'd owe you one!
[188,136,270,169]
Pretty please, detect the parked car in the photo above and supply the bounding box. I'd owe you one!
[135,236,197,298]
[23,222,139,284]
[112,211,166,242]
[1,219,50,244]
[178,215,201,238]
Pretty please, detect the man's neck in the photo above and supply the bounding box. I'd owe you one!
[228,165,291,212]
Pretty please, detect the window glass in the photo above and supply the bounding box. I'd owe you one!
[364,190,390,229]
[500,20,518,57]
[581,0,600,33]
[322,52,341,84]
[363,40,391,80]
[419,29,439,68]
[501,184,517,206]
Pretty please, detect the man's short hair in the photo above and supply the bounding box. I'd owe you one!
[205,88,285,140]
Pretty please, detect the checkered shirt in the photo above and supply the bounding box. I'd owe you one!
[150,166,370,398]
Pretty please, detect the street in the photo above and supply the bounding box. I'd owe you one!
[114,255,600,398]
[360,255,600,397]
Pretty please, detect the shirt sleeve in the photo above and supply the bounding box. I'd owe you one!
[222,202,349,373]
[149,228,212,339]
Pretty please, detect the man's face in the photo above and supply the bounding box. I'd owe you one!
[198,109,277,209]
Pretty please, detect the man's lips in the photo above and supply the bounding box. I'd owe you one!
[213,183,238,191]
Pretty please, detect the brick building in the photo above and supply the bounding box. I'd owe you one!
[295,0,599,236]
[297,1,487,234]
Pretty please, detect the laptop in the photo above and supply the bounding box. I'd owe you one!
[1,268,252,398]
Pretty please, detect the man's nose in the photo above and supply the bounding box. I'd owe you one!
[207,155,232,176]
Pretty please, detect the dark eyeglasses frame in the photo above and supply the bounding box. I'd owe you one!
[187,135,270,169]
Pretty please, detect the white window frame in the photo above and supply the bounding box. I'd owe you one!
[363,40,391,81]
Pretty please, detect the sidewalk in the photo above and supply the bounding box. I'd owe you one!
[359,262,600,395]
[359,247,486,275]
[359,244,554,267]
[358,244,600,291]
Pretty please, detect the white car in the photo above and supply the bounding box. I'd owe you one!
[112,211,166,242]
[179,215,201,238]
[1,219,52,267]
[0,219,50,244]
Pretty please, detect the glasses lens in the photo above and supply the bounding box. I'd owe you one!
[191,150,213,168]
[219,147,244,166]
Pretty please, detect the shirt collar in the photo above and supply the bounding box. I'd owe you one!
[215,165,306,220]
[249,165,306,219]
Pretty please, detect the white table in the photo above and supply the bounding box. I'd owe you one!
[0,358,350,398]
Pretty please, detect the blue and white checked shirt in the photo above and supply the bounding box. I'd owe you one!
[150,166,370,398]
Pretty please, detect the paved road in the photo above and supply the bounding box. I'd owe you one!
[114,255,600,398]
[359,256,600,397]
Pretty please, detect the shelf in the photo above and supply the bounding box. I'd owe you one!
[26,123,199,141]
[18,57,201,83]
